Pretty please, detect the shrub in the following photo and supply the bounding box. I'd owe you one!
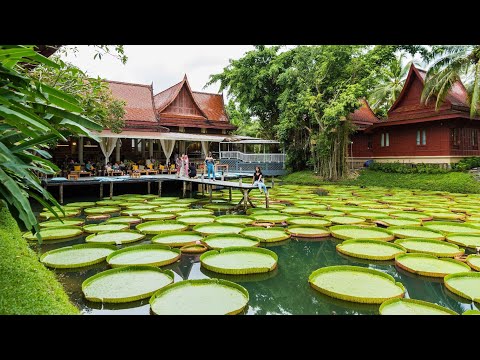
[368,162,449,174]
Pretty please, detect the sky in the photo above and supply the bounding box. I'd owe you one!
[60,45,255,94]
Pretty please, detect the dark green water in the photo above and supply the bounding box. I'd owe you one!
[31,188,480,315]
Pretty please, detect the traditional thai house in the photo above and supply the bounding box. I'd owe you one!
[349,64,480,166]
[51,75,285,175]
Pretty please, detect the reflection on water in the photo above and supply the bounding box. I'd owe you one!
[30,191,480,315]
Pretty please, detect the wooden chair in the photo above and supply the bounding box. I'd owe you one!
[132,165,139,171]
[68,172,79,180]
[73,165,81,172]
[147,164,154,170]
[159,165,166,174]
[169,164,176,174]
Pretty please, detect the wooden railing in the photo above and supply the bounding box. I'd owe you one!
[220,151,285,163]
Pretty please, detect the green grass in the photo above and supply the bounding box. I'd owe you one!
[281,170,480,194]
[0,205,79,315]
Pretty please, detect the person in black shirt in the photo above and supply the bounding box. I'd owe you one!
[252,166,268,194]
[188,163,197,178]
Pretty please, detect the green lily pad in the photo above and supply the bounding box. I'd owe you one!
[446,233,480,249]
[463,309,480,315]
[215,215,254,225]
[40,218,85,228]
[251,214,290,223]
[327,216,366,225]
[329,225,394,241]
[466,254,480,271]
[379,298,458,315]
[240,227,291,242]
[151,231,204,247]
[286,226,330,238]
[39,209,81,219]
[375,218,422,227]
[395,253,470,277]
[106,244,181,267]
[200,247,277,275]
[136,221,188,234]
[394,238,464,257]
[388,226,445,240]
[444,272,480,303]
[177,209,214,217]
[312,210,345,217]
[65,201,96,208]
[390,212,432,221]
[177,215,216,226]
[422,221,480,234]
[150,279,249,315]
[308,265,405,304]
[124,204,159,210]
[138,212,176,221]
[83,223,130,234]
[336,239,406,260]
[286,217,332,227]
[105,216,142,225]
[280,207,311,215]
[203,203,237,211]
[82,265,174,303]
[85,231,145,245]
[23,226,83,241]
[121,209,154,216]
[203,234,260,249]
[155,207,191,213]
[347,210,390,220]
[40,244,116,268]
[425,212,466,221]
[84,206,121,215]
[96,200,123,206]
[193,223,244,235]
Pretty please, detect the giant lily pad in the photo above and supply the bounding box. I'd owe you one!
[327,216,366,225]
[390,211,432,221]
[202,234,260,249]
[251,213,290,223]
[388,226,445,240]
[23,226,83,241]
[85,231,145,245]
[200,247,277,275]
[286,226,330,238]
[125,204,158,210]
[329,225,394,241]
[466,255,480,271]
[280,207,311,215]
[177,215,216,226]
[121,209,154,216]
[446,233,480,249]
[336,240,406,260]
[177,209,214,217]
[40,218,85,228]
[308,265,405,304]
[105,216,142,225]
[106,244,181,267]
[150,279,249,315]
[347,210,390,220]
[155,207,191,214]
[39,209,81,219]
[138,212,176,221]
[395,253,470,277]
[40,244,116,268]
[82,265,174,303]
[394,238,464,258]
[136,221,188,234]
[444,272,480,303]
[375,218,422,227]
[312,210,345,217]
[425,212,466,221]
[286,217,331,227]
[379,298,458,315]
[152,231,203,247]
[203,203,237,211]
[240,227,291,242]
[193,223,244,235]
[83,223,129,233]
[422,221,480,234]
[65,201,96,208]
[84,206,120,215]
[215,215,254,225]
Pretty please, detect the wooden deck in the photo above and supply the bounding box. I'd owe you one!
[41,174,271,209]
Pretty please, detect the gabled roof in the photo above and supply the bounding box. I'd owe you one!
[388,64,470,114]
[153,75,209,119]
[348,99,380,126]
[192,91,229,122]
[107,80,158,123]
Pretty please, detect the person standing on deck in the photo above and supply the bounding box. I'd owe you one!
[205,152,215,181]
[184,154,189,177]
[175,154,182,176]
[179,153,186,177]
[252,166,268,194]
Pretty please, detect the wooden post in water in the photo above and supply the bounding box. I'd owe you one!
[271,177,275,188]
[229,187,232,202]
[110,182,113,199]
[265,191,269,208]
[243,189,248,211]
[158,180,162,196]
[59,184,64,204]
[183,181,187,197]
[99,183,103,198]
[147,181,151,194]
[209,184,213,202]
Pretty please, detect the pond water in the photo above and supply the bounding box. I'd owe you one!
[30,187,479,315]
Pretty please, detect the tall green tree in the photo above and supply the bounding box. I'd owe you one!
[225,99,262,137]
[422,45,480,117]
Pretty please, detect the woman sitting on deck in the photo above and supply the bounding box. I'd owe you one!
[252,166,268,194]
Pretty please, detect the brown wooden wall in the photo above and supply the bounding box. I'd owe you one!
[349,132,374,158]
[163,86,204,117]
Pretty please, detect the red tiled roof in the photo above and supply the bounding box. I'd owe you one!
[348,99,380,125]
[192,91,229,122]
[107,80,157,123]
[153,80,184,112]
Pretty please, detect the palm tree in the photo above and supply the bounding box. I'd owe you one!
[368,54,412,115]
[422,45,480,118]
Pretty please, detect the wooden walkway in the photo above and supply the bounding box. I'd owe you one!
[41,174,271,209]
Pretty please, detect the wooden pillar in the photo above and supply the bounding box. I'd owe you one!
[134,139,138,154]
[59,184,64,204]
[271,177,275,188]
[209,184,212,202]
[149,139,154,158]
[265,192,269,208]
[243,189,248,211]
[99,183,103,198]
[201,181,205,196]
[183,181,187,197]
[141,139,146,158]
[78,136,84,164]
[110,182,114,199]
[229,187,232,202]
[158,180,162,196]
[116,139,121,162]
[147,181,151,194]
